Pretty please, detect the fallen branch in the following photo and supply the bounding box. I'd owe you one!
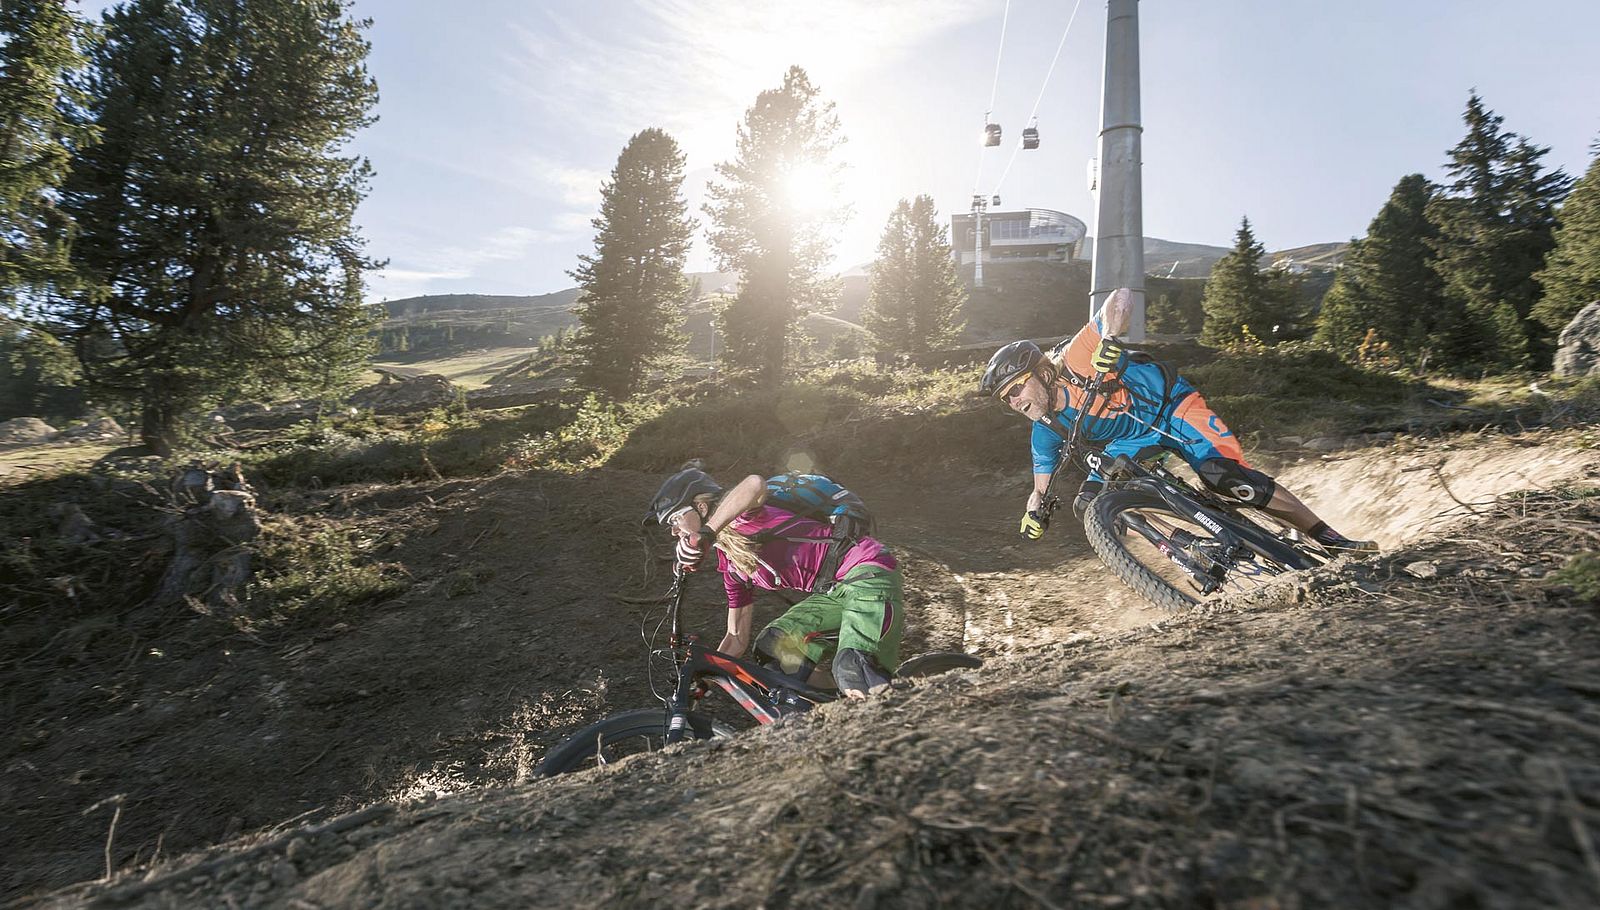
[82,794,127,880]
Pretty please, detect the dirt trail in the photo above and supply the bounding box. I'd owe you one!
[7,431,1600,907]
[1271,431,1600,548]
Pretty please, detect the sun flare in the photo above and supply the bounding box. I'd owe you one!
[778,161,837,216]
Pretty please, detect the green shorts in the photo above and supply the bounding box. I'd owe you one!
[761,565,905,673]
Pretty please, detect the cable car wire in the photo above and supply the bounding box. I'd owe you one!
[988,0,1085,197]
[973,0,1013,194]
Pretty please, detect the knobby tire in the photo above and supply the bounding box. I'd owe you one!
[1082,489,1205,613]
[536,707,732,778]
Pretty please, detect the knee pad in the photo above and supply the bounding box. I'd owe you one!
[1195,458,1276,508]
[753,626,785,663]
[833,648,891,695]
[754,627,815,679]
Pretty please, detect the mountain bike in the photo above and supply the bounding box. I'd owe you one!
[536,567,981,777]
[1039,365,1330,613]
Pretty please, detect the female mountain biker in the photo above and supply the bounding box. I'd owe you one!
[647,465,904,700]
[979,288,1376,552]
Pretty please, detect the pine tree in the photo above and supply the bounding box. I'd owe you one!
[1533,139,1600,334]
[0,0,95,304]
[864,195,965,354]
[1426,92,1572,371]
[1316,174,1452,369]
[704,66,844,383]
[1146,294,1188,334]
[569,128,693,399]
[59,0,379,454]
[1201,218,1276,346]
[864,200,914,353]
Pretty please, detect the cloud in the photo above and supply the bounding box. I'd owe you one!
[371,222,590,300]
[505,1,988,158]
[511,154,607,208]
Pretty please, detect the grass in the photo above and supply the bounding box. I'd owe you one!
[371,345,543,389]
[1180,343,1442,442]
[0,442,121,489]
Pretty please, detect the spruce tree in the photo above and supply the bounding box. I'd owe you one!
[1200,217,1274,346]
[0,0,95,304]
[864,195,965,354]
[1426,92,1572,371]
[568,128,693,399]
[1533,138,1600,334]
[59,0,379,454]
[864,200,914,353]
[704,66,844,383]
[1316,174,1452,368]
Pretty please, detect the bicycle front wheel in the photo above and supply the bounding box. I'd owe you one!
[535,707,734,778]
[1083,489,1297,613]
[896,652,983,678]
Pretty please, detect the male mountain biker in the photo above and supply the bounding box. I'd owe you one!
[979,288,1376,552]
[647,465,905,700]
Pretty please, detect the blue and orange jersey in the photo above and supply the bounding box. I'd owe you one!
[1030,310,1193,475]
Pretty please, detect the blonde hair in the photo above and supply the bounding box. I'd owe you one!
[711,484,770,578]
[714,527,762,578]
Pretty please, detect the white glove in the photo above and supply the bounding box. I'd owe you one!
[675,530,712,571]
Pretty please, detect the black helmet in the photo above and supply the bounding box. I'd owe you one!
[647,463,723,524]
[979,340,1045,399]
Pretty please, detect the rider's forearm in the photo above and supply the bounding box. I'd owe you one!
[705,474,764,532]
[1027,472,1053,511]
[1101,287,1132,337]
[724,605,754,642]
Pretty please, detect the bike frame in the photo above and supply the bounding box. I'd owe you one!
[1041,360,1320,575]
[659,567,835,743]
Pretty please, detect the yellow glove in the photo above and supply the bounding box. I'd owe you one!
[1090,337,1125,373]
[1019,510,1048,540]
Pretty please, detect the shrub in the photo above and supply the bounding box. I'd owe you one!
[1549,552,1600,603]
[245,524,409,625]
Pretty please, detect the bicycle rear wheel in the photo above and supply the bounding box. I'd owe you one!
[1083,489,1296,613]
[535,707,734,778]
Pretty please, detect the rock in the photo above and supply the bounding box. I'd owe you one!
[1554,300,1600,377]
[51,503,102,545]
[56,416,125,442]
[0,417,57,446]
[347,372,458,414]
[1304,436,1344,452]
[1403,560,1440,579]
[269,860,299,888]
[1276,435,1305,448]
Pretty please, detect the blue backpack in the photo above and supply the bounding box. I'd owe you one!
[760,472,876,592]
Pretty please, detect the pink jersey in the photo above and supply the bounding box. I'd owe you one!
[717,505,896,611]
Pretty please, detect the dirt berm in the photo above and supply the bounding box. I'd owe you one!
[12,430,1600,909]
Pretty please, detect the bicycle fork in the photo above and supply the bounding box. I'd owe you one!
[1118,511,1227,594]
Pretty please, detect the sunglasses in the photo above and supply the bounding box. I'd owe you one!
[1000,375,1030,403]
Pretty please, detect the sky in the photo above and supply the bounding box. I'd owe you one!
[79,1,1600,301]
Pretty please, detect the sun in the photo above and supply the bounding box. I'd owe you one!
[778,160,836,216]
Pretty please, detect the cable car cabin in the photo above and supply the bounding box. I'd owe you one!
[1021,126,1040,149]
[983,122,1002,147]
[992,195,1002,206]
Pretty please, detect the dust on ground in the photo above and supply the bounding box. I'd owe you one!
[5,430,1600,908]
